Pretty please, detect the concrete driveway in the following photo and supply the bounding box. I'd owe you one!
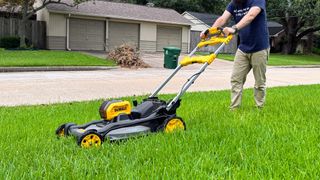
[0,57,319,106]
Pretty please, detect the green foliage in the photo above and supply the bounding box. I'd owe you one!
[111,0,228,14]
[267,0,320,23]
[312,48,320,55]
[0,85,320,178]
[0,36,20,49]
[0,50,116,67]
[267,0,320,54]
[0,36,34,49]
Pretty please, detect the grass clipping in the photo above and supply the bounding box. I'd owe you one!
[107,44,150,68]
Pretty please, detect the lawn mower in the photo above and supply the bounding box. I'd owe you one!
[55,27,233,148]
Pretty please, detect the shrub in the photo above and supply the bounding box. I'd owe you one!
[0,36,32,49]
[0,36,20,49]
[312,47,320,55]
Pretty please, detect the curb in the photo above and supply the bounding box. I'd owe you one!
[0,66,119,73]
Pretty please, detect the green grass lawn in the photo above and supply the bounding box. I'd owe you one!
[0,50,116,67]
[217,53,320,66]
[1,85,320,178]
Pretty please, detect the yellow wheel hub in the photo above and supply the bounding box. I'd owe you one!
[81,134,102,148]
[58,129,65,137]
[165,119,185,133]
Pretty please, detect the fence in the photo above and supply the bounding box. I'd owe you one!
[190,30,238,54]
[0,17,46,49]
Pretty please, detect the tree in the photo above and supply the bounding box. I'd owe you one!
[267,0,320,54]
[0,0,84,47]
[149,0,228,14]
[111,0,228,14]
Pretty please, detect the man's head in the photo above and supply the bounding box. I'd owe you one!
[232,0,247,6]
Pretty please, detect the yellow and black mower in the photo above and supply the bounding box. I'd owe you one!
[55,27,233,148]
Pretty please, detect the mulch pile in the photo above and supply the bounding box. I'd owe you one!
[107,44,150,68]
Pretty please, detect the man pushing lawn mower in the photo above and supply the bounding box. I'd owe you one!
[201,0,270,110]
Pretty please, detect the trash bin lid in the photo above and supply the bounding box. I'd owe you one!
[163,46,181,54]
[164,46,181,51]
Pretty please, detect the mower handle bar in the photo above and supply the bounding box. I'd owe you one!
[149,27,233,111]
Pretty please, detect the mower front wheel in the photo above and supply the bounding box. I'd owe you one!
[55,123,76,137]
[55,124,67,137]
[78,130,104,148]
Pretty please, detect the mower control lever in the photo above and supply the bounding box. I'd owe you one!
[202,27,225,40]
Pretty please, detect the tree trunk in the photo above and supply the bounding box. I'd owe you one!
[282,34,298,54]
[282,17,299,54]
[19,0,29,48]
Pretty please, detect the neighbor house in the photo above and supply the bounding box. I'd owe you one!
[182,11,237,53]
[36,0,192,52]
[268,21,284,52]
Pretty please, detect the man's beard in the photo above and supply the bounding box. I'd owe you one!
[232,0,247,6]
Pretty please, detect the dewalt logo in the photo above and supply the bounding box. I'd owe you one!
[114,106,127,112]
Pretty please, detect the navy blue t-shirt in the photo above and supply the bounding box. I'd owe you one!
[226,0,269,53]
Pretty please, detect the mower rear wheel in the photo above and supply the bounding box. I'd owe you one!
[78,131,103,148]
[163,117,186,133]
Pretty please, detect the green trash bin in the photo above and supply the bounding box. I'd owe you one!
[163,47,181,69]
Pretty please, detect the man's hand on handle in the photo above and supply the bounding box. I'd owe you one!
[200,29,209,39]
[223,27,236,36]
[200,26,237,39]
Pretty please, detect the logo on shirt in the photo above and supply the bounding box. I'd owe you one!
[234,7,250,17]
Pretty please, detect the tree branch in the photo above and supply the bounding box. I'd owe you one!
[297,26,320,40]
[26,0,75,18]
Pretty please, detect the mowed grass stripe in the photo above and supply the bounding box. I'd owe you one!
[0,85,319,178]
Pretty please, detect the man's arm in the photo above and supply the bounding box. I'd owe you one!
[212,10,232,27]
[223,6,261,35]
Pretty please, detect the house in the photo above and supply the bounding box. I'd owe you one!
[268,21,284,52]
[182,11,237,54]
[36,0,192,52]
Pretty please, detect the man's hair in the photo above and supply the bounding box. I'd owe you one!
[232,0,247,6]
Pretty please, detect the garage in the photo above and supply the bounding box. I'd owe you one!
[108,21,140,50]
[45,1,191,52]
[69,18,105,51]
[156,26,182,51]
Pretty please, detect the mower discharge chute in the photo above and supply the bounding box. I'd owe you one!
[55,27,233,148]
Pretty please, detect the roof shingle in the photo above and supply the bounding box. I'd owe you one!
[46,0,192,26]
[185,11,234,26]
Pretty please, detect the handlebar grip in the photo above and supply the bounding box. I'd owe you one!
[204,29,210,36]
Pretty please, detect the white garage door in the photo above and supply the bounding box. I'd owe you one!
[108,21,139,50]
[69,18,105,51]
[157,26,182,51]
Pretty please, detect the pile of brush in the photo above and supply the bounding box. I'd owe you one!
[107,44,150,68]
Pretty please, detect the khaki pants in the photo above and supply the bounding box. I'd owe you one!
[230,48,270,109]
